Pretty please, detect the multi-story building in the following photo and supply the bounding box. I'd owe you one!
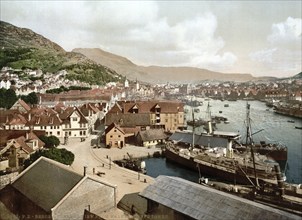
[106,100,185,132]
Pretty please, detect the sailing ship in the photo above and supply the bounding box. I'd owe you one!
[166,103,287,186]
[232,104,287,162]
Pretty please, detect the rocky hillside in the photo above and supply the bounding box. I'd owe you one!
[73,48,257,83]
[0,21,120,85]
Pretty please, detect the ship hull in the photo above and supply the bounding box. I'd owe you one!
[165,148,275,185]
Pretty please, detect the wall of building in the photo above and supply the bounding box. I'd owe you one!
[52,178,116,220]
[0,160,9,172]
[105,128,124,148]
[0,172,18,189]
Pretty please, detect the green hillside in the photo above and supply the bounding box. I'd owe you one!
[0,21,121,85]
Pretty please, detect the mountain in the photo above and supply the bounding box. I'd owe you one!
[0,21,120,85]
[292,72,302,79]
[73,48,257,83]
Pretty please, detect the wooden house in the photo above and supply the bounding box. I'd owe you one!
[105,123,125,148]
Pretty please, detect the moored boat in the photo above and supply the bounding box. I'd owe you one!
[165,140,278,186]
[166,103,288,185]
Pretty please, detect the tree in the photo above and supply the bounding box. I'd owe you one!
[24,148,74,168]
[39,135,60,148]
[20,92,38,105]
[0,88,18,109]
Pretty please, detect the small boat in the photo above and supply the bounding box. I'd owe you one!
[187,119,207,127]
[295,126,302,129]
[224,104,229,107]
[224,120,230,124]
[219,111,222,113]
[287,120,295,123]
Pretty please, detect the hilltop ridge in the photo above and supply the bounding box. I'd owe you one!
[0,21,120,85]
[73,47,258,83]
[0,20,285,84]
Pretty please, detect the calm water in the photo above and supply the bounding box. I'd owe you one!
[145,100,302,184]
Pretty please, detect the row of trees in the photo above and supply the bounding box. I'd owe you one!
[0,88,38,109]
[46,85,91,94]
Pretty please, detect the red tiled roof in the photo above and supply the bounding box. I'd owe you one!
[114,100,184,114]
[105,123,125,134]
[17,99,31,112]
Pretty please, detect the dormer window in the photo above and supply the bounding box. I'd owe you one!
[155,104,161,113]
[35,117,40,124]
[132,104,139,114]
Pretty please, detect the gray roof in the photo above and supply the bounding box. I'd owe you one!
[12,157,83,211]
[138,129,168,142]
[105,113,150,127]
[169,131,228,148]
[139,176,300,220]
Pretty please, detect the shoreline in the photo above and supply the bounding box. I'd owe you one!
[58,135,161,203]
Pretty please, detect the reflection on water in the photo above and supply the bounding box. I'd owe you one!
[145,157,199,183]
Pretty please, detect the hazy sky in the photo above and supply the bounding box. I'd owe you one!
[1,1,301,77]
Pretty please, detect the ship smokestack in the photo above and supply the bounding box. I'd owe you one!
[274,164,285,196]
[208,121,213,134]
[226,139,234,158]
[83,166,87,176]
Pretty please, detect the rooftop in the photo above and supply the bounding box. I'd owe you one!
[140,176,300,220]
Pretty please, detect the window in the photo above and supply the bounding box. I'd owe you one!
[118,135,121,138]
[73,117,77,121]
[110,135,113,138]
[57,131,60,136]
[40,126,43,129]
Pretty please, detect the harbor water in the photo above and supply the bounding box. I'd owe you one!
[145,100,302,184]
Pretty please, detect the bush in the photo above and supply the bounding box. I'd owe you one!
[24,148,75,168]
[39,135,60,148]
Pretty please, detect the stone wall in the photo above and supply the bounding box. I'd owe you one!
[0,172,18,189]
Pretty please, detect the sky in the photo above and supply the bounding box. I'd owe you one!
[1,1,301,77]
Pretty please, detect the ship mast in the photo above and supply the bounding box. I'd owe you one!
[192,97,195,149]
[246,103,259,188]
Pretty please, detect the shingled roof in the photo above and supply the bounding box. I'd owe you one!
[137,129,168,142]
[140,176,300,220]
[105,113,150,127]
[110,100,184,114]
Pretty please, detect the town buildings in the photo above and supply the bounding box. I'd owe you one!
[106,100,185,133]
